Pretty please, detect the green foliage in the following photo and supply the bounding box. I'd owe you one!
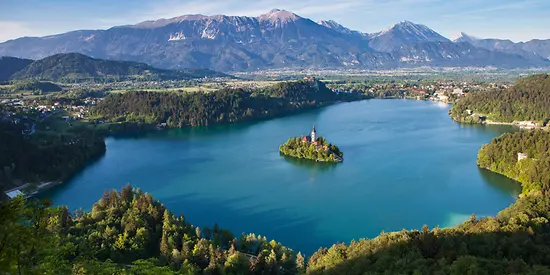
[0,56,33,81]
[0,197,69,274]
[279,136,343,162]
[10,53,228,83]
[0,121,105,187]
[93,80,341,128]
[477,130,550,194]
[13,80,62,93]
[452,74,550,123]
[0,185,298,274]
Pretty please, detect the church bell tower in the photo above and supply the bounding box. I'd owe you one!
[311,124,316,142]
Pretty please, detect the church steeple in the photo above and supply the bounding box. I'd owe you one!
[311,124,316,142]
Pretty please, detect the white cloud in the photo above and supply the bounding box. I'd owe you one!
[0,21,42,42]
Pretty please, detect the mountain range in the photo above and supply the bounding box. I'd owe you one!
[0,53,228,82]
[0,9,549,72]
[455,33,550,61]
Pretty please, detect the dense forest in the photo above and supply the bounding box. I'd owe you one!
[279,137,343,162]
[0,185,302,274]
[9,53,228,82]
[13,80,63,93]
[478,130,550,195]
[452,74,550,123]
[0,120,105,191]
[93,80,355,128]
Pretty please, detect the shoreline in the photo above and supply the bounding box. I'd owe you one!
[4,180,62,199]
[483,120,515,126]
[8,98,530,200]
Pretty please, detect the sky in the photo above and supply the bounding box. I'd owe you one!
[0,0,548,43]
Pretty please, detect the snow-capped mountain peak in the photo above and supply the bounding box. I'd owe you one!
[258,9,300,23]
[455,32,480,42]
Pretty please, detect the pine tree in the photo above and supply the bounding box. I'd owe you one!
[121,183,133,202]
[195,227,202,239]
[296,252,305,274]
[160,231,170,256]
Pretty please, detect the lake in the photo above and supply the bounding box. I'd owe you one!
[42,99,521,255]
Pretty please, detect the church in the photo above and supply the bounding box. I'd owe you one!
[302,125,317,144]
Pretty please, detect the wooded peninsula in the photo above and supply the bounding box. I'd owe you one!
[452,74,550,126]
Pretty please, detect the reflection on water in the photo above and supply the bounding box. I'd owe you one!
[455,122,519,136]
[479,168,522,198]
[281,155,339,172]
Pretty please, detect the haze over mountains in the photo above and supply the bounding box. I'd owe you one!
[0,9,549,72]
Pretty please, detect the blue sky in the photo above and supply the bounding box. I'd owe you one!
[0,0,548,42]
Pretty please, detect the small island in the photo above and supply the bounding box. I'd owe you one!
[279,125,343,162]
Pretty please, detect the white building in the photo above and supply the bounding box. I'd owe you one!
[518,153,528,161]
[6,189,23,199]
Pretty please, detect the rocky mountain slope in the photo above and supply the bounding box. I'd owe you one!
[456,33,550,60]
[0,9,548,71]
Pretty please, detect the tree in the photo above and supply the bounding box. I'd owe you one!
[160,231,170,257]
[296,252,305,274]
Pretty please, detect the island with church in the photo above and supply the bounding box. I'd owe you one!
[279,125,344,163]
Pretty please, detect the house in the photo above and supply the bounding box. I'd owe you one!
[412,90,427,95]
[6,189,23,199]
[517,121,538,129]
[437,95,449,102]
[303,76,316,82]
[452,88,464,95]
[518,153,528,161]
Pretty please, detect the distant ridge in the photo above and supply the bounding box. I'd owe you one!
[0,56,33,81]
[455,33,550,60]
[9,53,229,82]
[0,10,548,71]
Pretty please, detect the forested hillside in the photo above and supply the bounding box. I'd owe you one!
[93,80,348,128]
[306,131,550,274]
[10,53,228,82]
[0,120,105,190]
[478,130,550,194]
[0,56,33,81]
[0,185,301,274]
[452,74,550,123]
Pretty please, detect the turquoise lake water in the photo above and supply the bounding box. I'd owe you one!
[42,99,521,255]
